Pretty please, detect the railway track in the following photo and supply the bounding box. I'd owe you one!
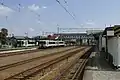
[53,47,93,80]
[3,47,85,80]
[0,46,78,71]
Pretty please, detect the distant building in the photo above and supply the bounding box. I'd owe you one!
[54,33,95,45]
[86,30,104,35]
[32,36,47,40]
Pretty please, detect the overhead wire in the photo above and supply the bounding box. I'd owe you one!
[0,1,41,24]
[64,0,67,4]
[0,1,11,21]
[0,2,19,12]
[18,3,41,23]
[0,1,20,21]
[63,0,68,7]
[63,0,76,18]
[0,2,41,20]
[56,0,75,20]
[56,0,82,30]
[30,10,41,23]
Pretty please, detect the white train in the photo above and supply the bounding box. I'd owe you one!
[17,40,36,47]
[38,40,66,48]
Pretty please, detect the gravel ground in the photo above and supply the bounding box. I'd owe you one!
[0,47,81,80]
[83,46,120,80]
[36,47,90,80]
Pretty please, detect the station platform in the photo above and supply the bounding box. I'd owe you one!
[83,46,120,80]
[0,47,37,54]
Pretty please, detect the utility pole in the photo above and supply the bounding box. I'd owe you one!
[57,24,59,34]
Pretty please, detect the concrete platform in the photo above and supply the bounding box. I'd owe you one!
[83,46,120,80]
[83,70,120,80]
[86,51,114,71]
[0,48,37,54]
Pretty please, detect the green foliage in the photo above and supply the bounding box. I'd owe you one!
[0,28,8,45]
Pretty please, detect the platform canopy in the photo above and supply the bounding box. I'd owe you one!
[86,30,104,35]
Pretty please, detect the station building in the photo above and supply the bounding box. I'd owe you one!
[102,25,120,68]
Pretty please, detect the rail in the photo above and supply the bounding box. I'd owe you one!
[4,47,85,80]
[0,47,78,71]
[54,47,93,80]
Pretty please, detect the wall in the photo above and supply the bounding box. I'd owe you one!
[108,37,118,66]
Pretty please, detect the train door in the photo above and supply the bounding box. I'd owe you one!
[39,41,46,48]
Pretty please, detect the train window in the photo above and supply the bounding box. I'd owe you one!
[59,42,63,44]
[49,42,56,44]
[39,41,46,44]
[17,41,24,44]
[28,42,35,44]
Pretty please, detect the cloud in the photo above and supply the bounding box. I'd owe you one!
[28,4,40,11]
[37,20,41,24]
[28,4,47,11]
[51,22,57,25]
[0,5,14,16]
[86,20,95,25]
[37,21,45,25]
[42,6,47,9]
[86,22,95,25]
[29,28,35,32]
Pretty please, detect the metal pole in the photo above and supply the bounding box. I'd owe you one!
[57,24,59,34]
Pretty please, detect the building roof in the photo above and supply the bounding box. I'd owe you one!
[102,25,120,36]
[114,25,120,35]
[103,27,114,35]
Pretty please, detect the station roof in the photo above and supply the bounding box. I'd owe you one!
[54,33,88,36]
[86,30,104,35]
[102,27,114,35]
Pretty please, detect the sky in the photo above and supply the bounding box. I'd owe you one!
[0,0,120,37]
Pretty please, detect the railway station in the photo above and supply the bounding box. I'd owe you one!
[0,26,120,80]
[0,0,120,80]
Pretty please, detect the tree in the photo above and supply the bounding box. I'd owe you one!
[1,28,8,37]
[0,28,8,45]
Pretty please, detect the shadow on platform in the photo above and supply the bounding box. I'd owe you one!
[86,46,114,71]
